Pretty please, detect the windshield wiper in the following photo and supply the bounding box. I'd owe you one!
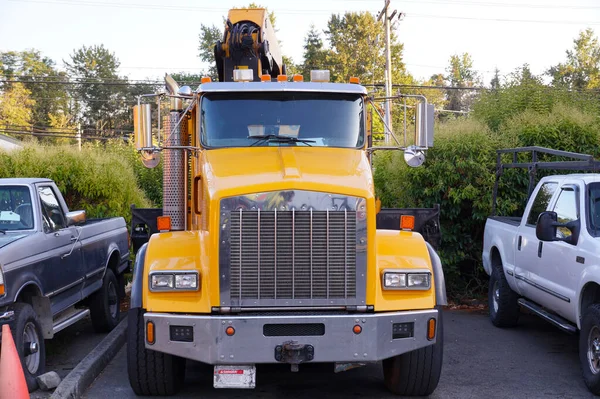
[248,134,315,147]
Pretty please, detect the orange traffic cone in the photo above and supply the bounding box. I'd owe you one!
[0,324,30,399]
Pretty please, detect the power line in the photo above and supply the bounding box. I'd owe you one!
[8,0,600,24]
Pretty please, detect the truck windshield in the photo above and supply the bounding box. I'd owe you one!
[0,186,34,230]
[200,92,365,148]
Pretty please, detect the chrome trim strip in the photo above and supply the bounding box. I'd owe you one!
[47,277,84,297]
[326,208,330,299]
[239,208,242,301]
[514,274,570,303]
[274,207,277,300]
[506,269,514,276]
[292,208,295,299]
[85,266,105,280]
[310,208,313,299]
[344,209,347,299]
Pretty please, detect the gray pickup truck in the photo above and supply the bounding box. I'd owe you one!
[0,178,129,391]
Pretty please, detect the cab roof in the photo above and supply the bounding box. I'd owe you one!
[197,81,368,95]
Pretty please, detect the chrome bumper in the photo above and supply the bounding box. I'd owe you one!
[144,309,439,364]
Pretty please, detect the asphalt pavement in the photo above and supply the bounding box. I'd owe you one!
[83,309,594,398]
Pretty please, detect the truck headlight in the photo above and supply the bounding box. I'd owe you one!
[382,270,431,290]
[150,271,199,291]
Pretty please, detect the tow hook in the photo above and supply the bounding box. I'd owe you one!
[274,341,314,372]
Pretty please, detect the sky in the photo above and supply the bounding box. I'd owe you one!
[0,0,599,86]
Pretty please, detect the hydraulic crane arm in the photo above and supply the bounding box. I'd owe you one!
[214,8,284,82]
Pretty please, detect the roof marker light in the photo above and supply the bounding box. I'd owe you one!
[310,70,330,82]
[201,76,212,84]
[293,74,304,82]
[277,74,288,82]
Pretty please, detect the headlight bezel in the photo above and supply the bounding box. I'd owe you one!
[149,271,200,292]
[381,269,432,291]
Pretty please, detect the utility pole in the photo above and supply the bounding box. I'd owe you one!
[378,0,393,144]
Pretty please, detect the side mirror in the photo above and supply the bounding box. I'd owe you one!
[66,210,86,226]
[416,103,434,148]
[133,103,152,151]
[536,211,558,242]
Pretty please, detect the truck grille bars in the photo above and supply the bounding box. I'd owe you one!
[219,191,367,308]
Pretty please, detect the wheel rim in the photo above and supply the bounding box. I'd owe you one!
[492,280,500,313]
[588,326,600,374]
[22,321,41,374]
[108,281,118,319]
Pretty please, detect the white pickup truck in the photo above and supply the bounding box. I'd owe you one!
[483,169,600,394]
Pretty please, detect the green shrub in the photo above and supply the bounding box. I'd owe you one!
[374,104,600,295]
[0,144,151,223]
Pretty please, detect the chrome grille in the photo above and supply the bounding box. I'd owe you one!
[228,210,357,303]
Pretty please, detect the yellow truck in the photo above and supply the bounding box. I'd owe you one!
[126,8,446,396]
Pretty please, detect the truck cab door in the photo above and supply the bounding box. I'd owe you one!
[514,181,559,300]
[535,184,582,322]
[36,185,84,314]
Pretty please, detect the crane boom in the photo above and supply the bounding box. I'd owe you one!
[213,8,284,82]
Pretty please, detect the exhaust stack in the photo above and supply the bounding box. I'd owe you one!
[163,74,186,230]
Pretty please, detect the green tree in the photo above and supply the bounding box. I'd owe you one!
[301,25,329,80]
[0,50,70,127]
[445,53,480,112]
[490,67,501,89]
[0,82,36,130]
[548,28,600,89]
[64,44,129,132]
[198,24,222,81]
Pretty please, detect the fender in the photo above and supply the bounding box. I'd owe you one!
[130,243,148,309]
[13,281,44,303]
[426,242,447,306]
[576,265,600,329]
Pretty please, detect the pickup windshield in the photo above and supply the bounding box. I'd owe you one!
[200,92,364,148]
[0,186,34,230]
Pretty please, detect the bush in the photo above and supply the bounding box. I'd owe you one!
[0,144,151,223]
[374,103,600,296]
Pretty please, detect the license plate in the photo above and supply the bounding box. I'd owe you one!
[213,365,256,389]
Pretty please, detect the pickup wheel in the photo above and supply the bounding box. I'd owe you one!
[127,308,185,396]
[382,308,443,396]
[580,304,600,394]
[9,302,46,392]
[489,258,520,327]
[89,268,120,333]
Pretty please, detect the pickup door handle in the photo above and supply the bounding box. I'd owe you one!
[70,236,77,242]
[538,241,543,258]
[518,236,522,251]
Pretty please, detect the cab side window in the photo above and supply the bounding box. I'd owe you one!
[552,188,578,239]
[38,186,66,233]
[526,182,558,226]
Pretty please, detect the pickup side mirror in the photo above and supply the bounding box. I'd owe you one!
[536,211,580,245]
[66,210,86,226]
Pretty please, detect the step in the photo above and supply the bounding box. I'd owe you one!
[53,307,90,334]
[518,298,576,334]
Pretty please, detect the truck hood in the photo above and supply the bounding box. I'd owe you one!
[202,147,374,200]
[0,233,30,250]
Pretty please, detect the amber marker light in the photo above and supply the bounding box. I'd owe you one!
[400,215,415,231]
[261,75,271,82]
[225,326,235,336]
[201,76,212,84]
[293,74,304,82]
[147,321,155,344]
[427,318,436,340]
[353,325,362,334]
[349,76,360,84]
[157,216,172,232]
[277,74,288,82]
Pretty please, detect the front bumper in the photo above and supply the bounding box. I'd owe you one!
[144,309,439,364]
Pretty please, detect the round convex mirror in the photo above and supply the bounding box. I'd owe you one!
[403,146,426,167]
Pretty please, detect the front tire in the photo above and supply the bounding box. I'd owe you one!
[382,308,443,396]
[580,304,600,394]
[9,302,46,392]
[89,268,120,333]
[127,308,185,396]
[488,256,520,327]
